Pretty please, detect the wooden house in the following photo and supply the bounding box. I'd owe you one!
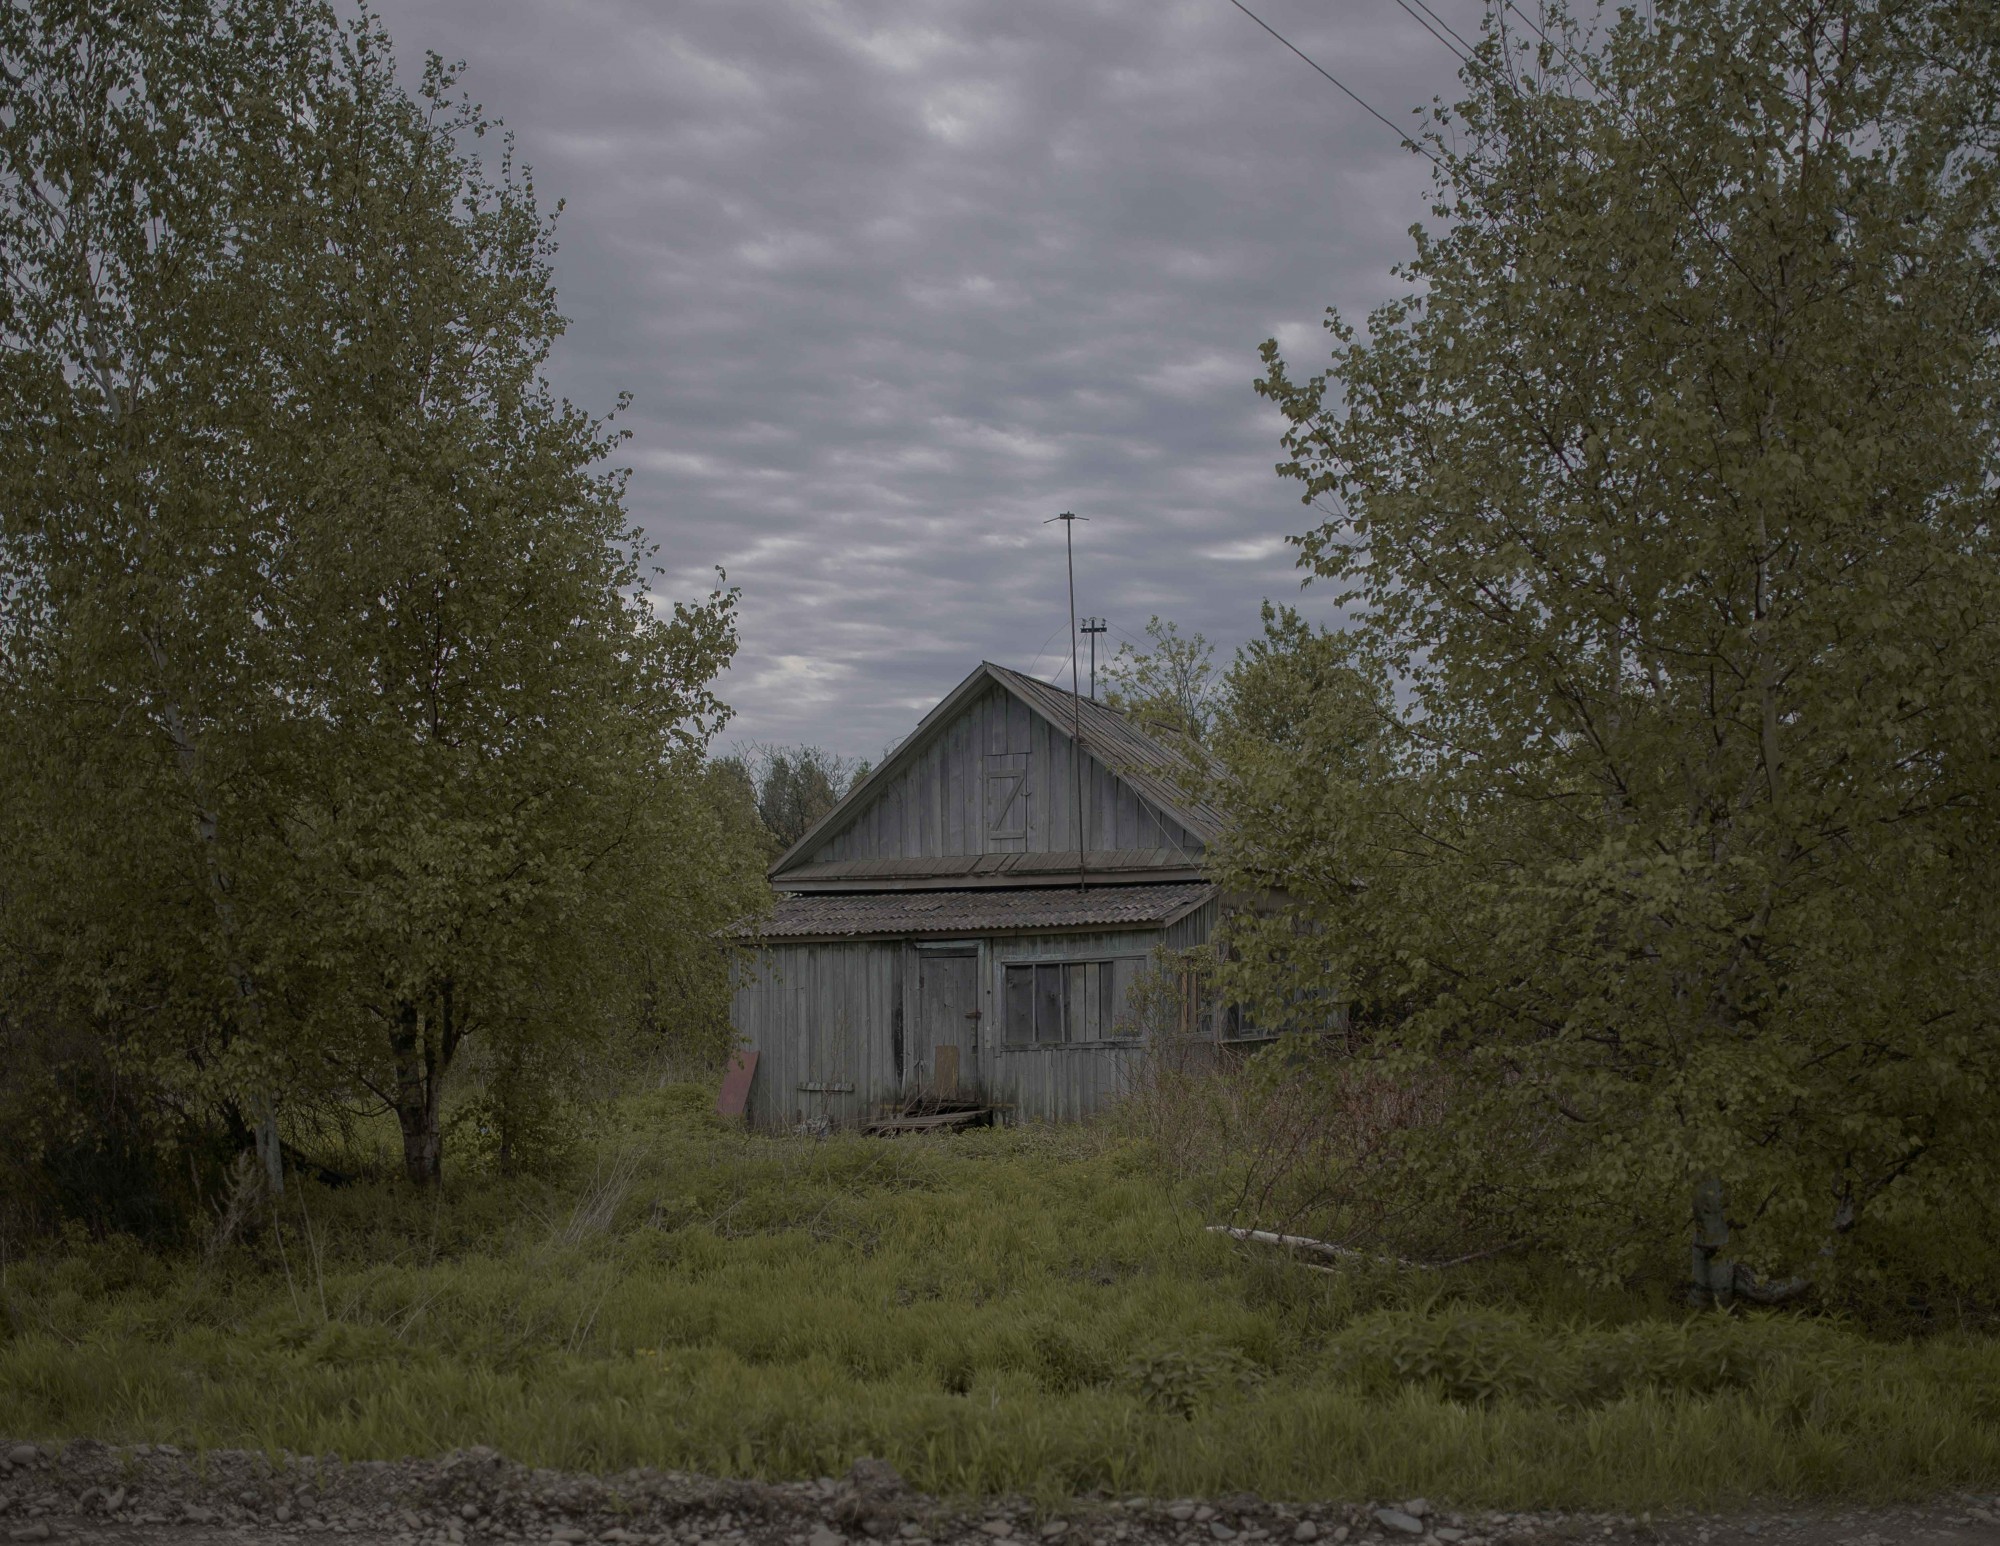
[730,661,1229,1131]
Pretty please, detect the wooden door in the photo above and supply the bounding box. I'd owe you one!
[917,951,981,1100]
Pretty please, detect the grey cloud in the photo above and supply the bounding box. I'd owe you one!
[367,0,1483,754]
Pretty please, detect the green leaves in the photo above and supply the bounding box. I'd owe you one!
[0,1,767,1202]
[1100,617,1220,747]
[1234,0,2000,1288]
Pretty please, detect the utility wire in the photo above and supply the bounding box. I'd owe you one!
[1226,0,1443,168]
[1501,0,1607,98]
[1371,0,1748,288]
[1493,0,1754,282]
[1388,0,1476,68]
[1023,618,1071,682]
[1406,0,1477,55]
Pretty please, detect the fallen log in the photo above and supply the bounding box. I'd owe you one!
[863,1108,991,1136]
[1205,1225,1521,1273]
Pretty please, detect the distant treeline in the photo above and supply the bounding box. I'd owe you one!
[712,746,873,855]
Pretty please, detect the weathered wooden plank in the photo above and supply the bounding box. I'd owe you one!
[865,1108,988,1135]
[1025,714,1047,848]
[1051,728,1076,851]
[923,738,942,854]
[968,715,989,847]
[1086,759,1117,855]
[774,676,1214,871]
[1164,898,1218,952]
[946,714,967,854]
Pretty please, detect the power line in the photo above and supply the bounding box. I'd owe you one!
[1225,0,1444,169]
[1492,0,1753,282]
[1388,0,1475,69]
[1500,0,1606,98]
[1023,618,1071,681]
[1363,0,1749,289]
[1407,0,1477,56]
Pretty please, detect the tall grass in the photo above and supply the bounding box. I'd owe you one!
[1,1085,1996,1506]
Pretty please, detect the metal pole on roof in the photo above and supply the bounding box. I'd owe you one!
[1047,512,1089,892]
[1082,617,1106,700]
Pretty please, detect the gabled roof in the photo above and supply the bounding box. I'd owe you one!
[768,660,1225,881]
[982,662,1227,844]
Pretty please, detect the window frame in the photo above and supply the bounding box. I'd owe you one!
[997,952,1149,1048]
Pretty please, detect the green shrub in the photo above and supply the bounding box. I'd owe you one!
[2,1090,1999,1506]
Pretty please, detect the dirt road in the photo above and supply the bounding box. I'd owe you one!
[3,1437,1995,1546]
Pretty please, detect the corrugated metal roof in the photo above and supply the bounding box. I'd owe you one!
[983,663,1227,846]
[748,882,1214,939]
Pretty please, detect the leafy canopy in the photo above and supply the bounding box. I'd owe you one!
[1100,616,1221,747]
[1237,0,2000,1285]
[0,0,766,1199]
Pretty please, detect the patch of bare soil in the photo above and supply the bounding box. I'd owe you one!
[2,1438,1995,1546]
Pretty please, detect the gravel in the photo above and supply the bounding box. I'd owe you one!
[0,1437,1995,1546]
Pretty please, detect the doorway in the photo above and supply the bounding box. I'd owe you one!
[915,949,981,1100]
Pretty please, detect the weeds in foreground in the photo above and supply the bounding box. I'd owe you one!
[1,1085,1997,1506]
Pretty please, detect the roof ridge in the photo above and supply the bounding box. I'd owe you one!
[765,660,1225,880]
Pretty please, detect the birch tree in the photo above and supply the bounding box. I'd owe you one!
[0,0,764,1192]
[1243,0,2000,1291]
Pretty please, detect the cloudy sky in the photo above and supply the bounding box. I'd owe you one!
[369,0,1485,759]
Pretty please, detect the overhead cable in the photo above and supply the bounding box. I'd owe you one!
[1225,0,1444,168]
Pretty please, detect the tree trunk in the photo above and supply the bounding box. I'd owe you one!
[75,158,283,1191]
[1688,1176,1736,1307]
[1689,1176,1812,1308]
[254,1094,284,1196]
[388,984,460,1188]
[146,639,285,1194]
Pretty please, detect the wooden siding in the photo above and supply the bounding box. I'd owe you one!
[981,927,1166,1123]
[731,914,1226,1132]
[1163,896,1219,954]
[733,942,903,1131]
[810,685,1201,865]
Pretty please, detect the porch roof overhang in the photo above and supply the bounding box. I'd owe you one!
[742,882,1214,943]
[772,848,1204,892]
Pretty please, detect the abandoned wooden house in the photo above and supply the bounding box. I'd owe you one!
[728,660,1231,1132]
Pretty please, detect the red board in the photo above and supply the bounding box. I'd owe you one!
[716,1049,759,1120]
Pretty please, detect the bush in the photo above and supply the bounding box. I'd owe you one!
[4,1089,2000,1506]
[1324,1306,1856,1410]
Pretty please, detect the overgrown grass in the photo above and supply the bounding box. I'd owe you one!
[2,1085,1997,1507]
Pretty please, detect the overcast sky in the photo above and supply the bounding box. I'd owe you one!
[368,0,1484,760]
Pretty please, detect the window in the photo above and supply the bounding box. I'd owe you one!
[1002,958,1143,1045]
[984,753,1028,851]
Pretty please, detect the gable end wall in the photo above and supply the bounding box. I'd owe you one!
[811,684,1199,864]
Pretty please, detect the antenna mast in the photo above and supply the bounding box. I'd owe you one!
[1047,512,1089,892]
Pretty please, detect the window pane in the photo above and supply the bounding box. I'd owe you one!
[1107,958,1140,1037]
[1034,963,1064,1045]
[1067,963,1090,1042]
[1004,966,1034,1045]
